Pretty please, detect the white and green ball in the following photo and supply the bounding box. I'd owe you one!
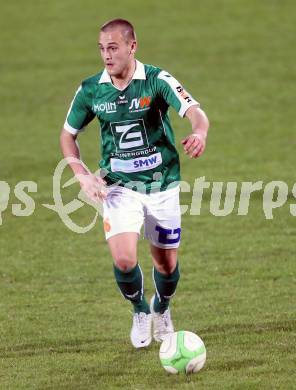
[159,331,206,374]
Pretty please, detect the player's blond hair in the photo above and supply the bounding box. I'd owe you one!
[100,18,136,42]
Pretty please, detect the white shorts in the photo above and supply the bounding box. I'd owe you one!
[102,185,181,249]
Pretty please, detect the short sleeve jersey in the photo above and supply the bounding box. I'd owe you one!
[64,60,199,192]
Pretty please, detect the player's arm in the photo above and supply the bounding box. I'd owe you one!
[181,106,209,159]
[156,69,209,158]
[60,129,86,175]
[60,129,107,202]
[61,85,107,201]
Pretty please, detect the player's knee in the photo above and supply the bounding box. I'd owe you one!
[114,255,137,272]
[158,261,179,276]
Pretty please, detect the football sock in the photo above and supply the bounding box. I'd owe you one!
[113,263,150,314]
[153,262,180,314]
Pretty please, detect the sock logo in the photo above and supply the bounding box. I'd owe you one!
[155,226,181,244]
[125,291,140,299]
[163,293,176,299]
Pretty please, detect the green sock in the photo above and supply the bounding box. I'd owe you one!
[153,262,180,313]
[113,263,150,314]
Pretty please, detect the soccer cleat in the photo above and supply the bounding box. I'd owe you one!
[130,312,152,348]
[150,295,174,342]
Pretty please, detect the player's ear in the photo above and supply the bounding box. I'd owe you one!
[130,40,137,54]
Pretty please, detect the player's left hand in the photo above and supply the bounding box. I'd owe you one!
[181,133,206,158]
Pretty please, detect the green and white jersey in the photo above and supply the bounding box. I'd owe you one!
[64,60,199,192]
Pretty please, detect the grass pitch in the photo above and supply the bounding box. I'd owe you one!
[1,0,295,389]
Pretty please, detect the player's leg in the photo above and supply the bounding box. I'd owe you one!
[103,186,151,348]
[150,245,180,313]
[107,232,150,315]
[143,186,181,342]
[149,245,180,342]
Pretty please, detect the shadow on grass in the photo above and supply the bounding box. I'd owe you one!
[207,358,265,372]
[0,336,158,359]
[200,318,295,338]
[2,318,294,358]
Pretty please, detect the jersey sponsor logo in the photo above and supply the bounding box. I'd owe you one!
[110,146,157,159]
[93,102,117,113]
[158,70,196,114]
[155,225,181,245]
[176,86,192,103]
[116,123,143,149]
[129,96,151,112]
[133,154,158,168]
[110,119,149,152]
[110,152,162,173]
[117,95,128,105]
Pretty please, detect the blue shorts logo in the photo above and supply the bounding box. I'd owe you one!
[155,226,181,245]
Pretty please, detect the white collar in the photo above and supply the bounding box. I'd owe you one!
[98,60,146,84]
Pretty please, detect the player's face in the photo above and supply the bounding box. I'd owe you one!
[99,29,136,77]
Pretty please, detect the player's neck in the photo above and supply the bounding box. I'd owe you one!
[111,59,136,90]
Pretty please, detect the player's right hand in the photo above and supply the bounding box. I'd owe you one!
[75,172,107,202]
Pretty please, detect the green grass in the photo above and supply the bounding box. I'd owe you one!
[1,0,296,388]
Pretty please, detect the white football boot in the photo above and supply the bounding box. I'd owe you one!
[130,312,152,348]
[150,295,174,342]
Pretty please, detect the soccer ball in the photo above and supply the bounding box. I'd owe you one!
[159,331,206,374]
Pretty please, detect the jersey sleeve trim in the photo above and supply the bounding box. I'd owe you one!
[64,84,94,133]
[63,120,82,135]
[157,70,200,117]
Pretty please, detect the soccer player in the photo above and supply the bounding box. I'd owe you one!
[60,19,209,348]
